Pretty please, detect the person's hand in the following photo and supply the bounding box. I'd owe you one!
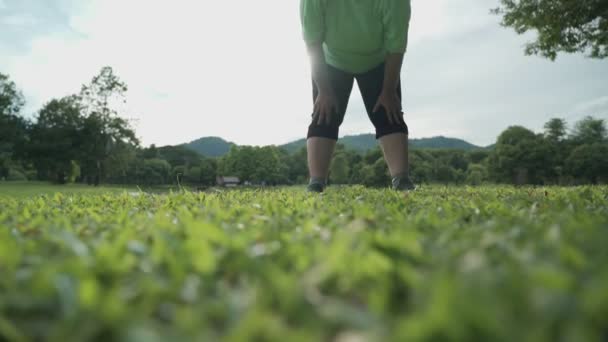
[373,90,403,125]
[313,90,339,126]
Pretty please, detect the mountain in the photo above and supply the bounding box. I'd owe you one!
[182,137,235,157]
[280,134,377,153]
[280,134,485,154]
[410,136,482,150]
[182,134,488,157]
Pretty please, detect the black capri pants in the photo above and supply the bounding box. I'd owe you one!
[307,63,409,140]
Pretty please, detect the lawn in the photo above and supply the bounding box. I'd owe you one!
[0,182,135,199]
[0,185,607,341]
[0,182,181,199]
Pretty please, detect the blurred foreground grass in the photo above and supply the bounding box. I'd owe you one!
[0,185,607,341]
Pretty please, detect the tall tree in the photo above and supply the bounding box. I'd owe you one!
[28,96,83,183]
[544,118,568,142]
[566,143,608,183]
[104,143,137,184]
[493,0,608,60]
[541,118,570,183]
[0,73,24,117]
[488,126,552,184]
[0,73,27,178]
[77,67,139,185]
[570,116,607,145]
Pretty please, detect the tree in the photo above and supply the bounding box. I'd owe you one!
[541,118,570,184]
[330,152,350,184]
[544,118,568,142]
[157,145,202,168]
[0,73,27,178]
[252,146,283,184]
[138,159,171,185]
[172,165,187,184]
[434,164,458,184]
[570,116,607,145]
[199,158,218,186]
[466,164,487,186]
[446,150,468,171]
[0,73,24,117]
[361,158,389,187]
[467,150,490,164]
[77,67,139,185]
[186,166,202,184]
[220,145,253,181]
[493,0,608,60]
[104,143,137,184]
[285,147,308,184]
[28,96,83,183]
[565,143,608,183]
[409,150,434,184]
[142,144,159,159]
[488,126,552,184]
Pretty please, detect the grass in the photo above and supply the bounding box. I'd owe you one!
[0,182,134,198]
[0,185,607,341]
[0,181,183,199]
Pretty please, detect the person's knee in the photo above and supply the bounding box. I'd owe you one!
[375,122,409,140]
[307,123,340,140]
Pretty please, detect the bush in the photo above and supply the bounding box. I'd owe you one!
[25,170,38,181]
[6,168,27,181]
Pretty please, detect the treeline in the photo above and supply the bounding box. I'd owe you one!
[488,118,608,185]
[1,69,606,187]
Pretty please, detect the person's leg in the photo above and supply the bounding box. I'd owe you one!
[306,65,354,191]
[307,137,336,180]
[356,64,415,190]
[378,132,409,177]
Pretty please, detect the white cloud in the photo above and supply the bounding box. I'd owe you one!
[2,0,607,148]
[568,96,608,122]
[572,96,608,114]
[6,0,314,146]
[0,13,37,27]
[409,0,499,44]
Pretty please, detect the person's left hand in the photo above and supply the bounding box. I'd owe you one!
[373,90,403,125]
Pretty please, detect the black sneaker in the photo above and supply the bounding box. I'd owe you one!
[392,176,417,191]
[307,182,325,193]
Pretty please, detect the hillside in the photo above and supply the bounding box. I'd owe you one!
[280,134,485,154]
[410,136,482,150]
[183,134,487,157]
[182,137,235,157]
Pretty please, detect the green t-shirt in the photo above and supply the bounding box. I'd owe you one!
[300,0,412,74]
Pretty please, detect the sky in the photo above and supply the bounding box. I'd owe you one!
[1,0,607,147]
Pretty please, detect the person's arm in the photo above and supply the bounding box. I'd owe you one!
[300,0,328,92]
[306,43,333,96]
[382,53,405,94]
[300,0,338,125]
[373,0,412,124]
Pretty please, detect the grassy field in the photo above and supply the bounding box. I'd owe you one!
[0,182,136,199]
[0,182,182,199]
[1,185,607,341]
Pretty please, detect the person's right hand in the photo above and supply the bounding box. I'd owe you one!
[313,91,339,126]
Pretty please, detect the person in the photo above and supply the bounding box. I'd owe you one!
[300,0,416,193]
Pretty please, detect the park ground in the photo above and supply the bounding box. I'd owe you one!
[0,182,607,341]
